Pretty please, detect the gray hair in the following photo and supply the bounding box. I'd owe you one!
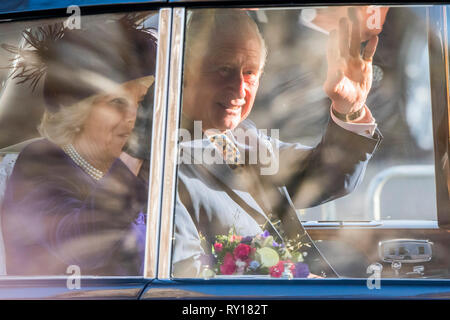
[185,9,268,71]
[38,95,96,146]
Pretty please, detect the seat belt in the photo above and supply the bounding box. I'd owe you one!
[197,163,338,278]
[248,164,338,278]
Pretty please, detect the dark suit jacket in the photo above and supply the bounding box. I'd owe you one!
[173,118,382,277]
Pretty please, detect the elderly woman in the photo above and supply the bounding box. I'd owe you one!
[0,15,156,276]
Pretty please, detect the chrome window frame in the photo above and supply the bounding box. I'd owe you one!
[428,6,450,229]
[144,7,173,279]
[156,7,185,280]
[156,4,450,281]
[0,7,167,281]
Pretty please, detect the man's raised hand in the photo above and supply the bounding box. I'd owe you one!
[324,7,379,116]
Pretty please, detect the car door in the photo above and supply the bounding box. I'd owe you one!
[0,1,169,299]
[140,2,450,299]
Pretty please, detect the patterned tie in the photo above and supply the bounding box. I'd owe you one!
[209,134,242,167]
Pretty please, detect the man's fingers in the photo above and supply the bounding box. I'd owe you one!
[338,17,350,58]
[326,66,345,90]
[349,8,361,57]
[327,29,339,63]
[362,35,379,61]
[334,68,344,83]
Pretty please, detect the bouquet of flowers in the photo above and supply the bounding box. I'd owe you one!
[200,228,310,278]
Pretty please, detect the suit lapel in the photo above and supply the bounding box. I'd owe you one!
[179,139,273,226]
[178,123,338,277]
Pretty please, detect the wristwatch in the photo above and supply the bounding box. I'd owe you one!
[332,106,365,122]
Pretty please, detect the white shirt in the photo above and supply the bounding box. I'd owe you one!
[330,105,377,138]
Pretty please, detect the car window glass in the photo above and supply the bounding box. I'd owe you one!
[251,6,435,222]
[0,11,158,277]
[171,6,445,280]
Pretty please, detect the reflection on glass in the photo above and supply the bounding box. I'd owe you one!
[172,6,446,280]
[254,6,436,222]
[0,13,157,276]
[173,7,386,279]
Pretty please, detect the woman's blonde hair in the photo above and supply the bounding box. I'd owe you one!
[38,95,97,146]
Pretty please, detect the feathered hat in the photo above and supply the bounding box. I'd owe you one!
[1,13,157,113]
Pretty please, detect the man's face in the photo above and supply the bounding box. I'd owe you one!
[182,25,263,132]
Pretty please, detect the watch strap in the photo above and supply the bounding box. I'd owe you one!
[332,106,365,122]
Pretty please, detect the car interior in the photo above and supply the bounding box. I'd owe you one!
[0,4,448,285]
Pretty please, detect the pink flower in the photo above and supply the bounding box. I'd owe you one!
[230,235,243,242]
[220,252,236,275]
[285,259,295,272]
[214,242,223,252]
[270,260,295,278]
[233,243,252,261]
[269,261,285,278]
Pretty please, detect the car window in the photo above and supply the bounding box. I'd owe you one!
[169,5,447,280]
[251,6,436,222]
[0,10,159,277]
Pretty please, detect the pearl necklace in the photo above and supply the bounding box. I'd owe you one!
[62,144,105,181]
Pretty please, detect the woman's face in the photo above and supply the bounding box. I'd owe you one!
[78,80,149,160]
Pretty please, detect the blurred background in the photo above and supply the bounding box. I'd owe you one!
[248,6,437,221]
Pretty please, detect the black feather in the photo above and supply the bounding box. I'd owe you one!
[1,23,64,91]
